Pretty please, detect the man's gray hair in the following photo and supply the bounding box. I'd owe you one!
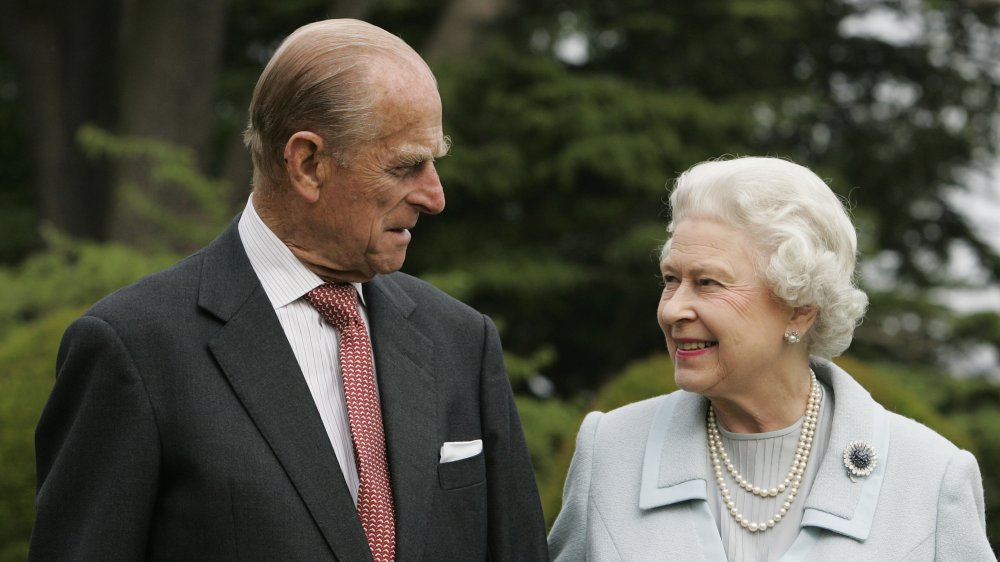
[243,19,432,191]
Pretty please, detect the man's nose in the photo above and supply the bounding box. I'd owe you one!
[410,162,445,215]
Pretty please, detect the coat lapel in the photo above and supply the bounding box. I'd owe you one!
[799,359,889,541]
[639,391,710,508]
[779,360,891,562]
[639,392,727,562]
[200,221,372,561]
[364,274,438,562]
[636,361,891,562]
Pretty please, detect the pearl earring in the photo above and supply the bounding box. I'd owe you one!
[784,330,801,344]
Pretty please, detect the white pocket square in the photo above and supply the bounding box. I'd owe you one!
[439,439,483,463]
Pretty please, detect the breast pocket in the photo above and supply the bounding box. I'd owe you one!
[437,451,486,490]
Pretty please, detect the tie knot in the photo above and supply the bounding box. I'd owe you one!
[305,283,362,331]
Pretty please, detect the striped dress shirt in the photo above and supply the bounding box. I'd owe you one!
[238,197,369,504]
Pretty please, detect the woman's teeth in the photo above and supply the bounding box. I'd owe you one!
[677,341,716,351]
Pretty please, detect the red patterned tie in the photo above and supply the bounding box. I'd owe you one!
[305,283,396,562]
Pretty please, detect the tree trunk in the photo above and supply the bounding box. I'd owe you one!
[328,0,373,20]
[422,0,507,61]
[110,0,228,248]
[0,0,121,241]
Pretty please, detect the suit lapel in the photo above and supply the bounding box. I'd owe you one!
[365,274,438,562]
[200,221,372,561]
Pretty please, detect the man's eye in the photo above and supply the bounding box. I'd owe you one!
[391,161,424,177]
[697,278,718,286]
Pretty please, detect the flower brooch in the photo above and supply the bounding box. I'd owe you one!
[843,440,877,482]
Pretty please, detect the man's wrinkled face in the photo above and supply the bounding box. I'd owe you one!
[309,65,448,282]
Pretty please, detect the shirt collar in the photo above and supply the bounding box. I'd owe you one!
[238,196,365,309]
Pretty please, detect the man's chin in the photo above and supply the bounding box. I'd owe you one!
[370,253,407,276]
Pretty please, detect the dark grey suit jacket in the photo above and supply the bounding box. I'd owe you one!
[29,220,548,561]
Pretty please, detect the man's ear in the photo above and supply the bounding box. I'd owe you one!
[283,131,330,204]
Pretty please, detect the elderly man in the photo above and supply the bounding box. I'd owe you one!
[30,19,547,561]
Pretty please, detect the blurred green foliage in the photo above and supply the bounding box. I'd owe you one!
[0,309,80,562]
[0,130,226,558]
[78,124,233,250]
[836,355,976,452]
[411,0,1000,391]
[0,217,181,560]
[0,228,176,342]
[2,0,999,382]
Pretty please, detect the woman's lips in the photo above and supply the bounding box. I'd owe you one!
[673,339,717,358]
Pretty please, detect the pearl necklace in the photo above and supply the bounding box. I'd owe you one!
[706,370,821,533]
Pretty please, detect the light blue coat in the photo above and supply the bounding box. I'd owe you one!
[549,359,995,561]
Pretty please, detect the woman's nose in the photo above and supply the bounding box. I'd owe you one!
[659,284,696,326]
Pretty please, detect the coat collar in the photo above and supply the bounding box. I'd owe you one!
[639,358,890,544]
[800,359,889,541]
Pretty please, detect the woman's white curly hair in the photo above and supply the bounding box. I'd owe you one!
[662,156,868,359]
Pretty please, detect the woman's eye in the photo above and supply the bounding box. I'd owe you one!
[661,274,679,289]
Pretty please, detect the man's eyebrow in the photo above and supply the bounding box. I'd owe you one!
[396,136,451,165]
[434,135,451,158]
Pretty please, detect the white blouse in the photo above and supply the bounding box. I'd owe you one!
[707,384,833,562]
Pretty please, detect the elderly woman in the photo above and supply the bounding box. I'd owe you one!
[548,157,994,561]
